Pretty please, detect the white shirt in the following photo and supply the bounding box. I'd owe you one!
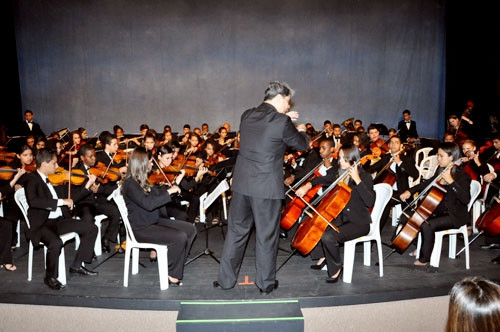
[37,171,64,219]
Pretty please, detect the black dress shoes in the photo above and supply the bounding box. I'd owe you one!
[102,239,111,253]
[213,281,233,290]
[326,267,343,284]
[310,260,327,270]
[69,266,98,276]
[492,255,500,264]
[259,280,279,295]
[480,243,500,250]
[44,276,65,290]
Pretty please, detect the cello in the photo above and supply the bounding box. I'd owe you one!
[291,151,379,255]
[391,159,462,254]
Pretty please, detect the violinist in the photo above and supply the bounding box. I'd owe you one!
[78,127,89,141]
[215,127,234,148]
[121,147,196,286]
[143,132,157,154]
[354,119,363,132]
[59,130,82,168]
[96,131,128,176]
[35,136,47,152]
[184,133,202,155]
[398,142,471,267]
[479,134,500,205]
[447,114,468,146]
[459,139,482,181]
[72,144,122,253]
[366,136,420,231]
[309,144,375,281]
[367,125,389,155]
[25,148,99,290]
[178,124,191,146]
[0,168,26,272]
[158,130,174,147]
[201,123,210,140]
[26,135,36,150]
[283,140,321,188]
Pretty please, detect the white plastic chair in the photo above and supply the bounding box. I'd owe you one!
[111,188,169,290]
[414,147,433,167]
[74,214,108,256]
[418,155,438,180]
[343,183,392,283]
[416,180,481,269]
[14,188,78,285]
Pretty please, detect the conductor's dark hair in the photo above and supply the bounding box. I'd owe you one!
[263,81,295,101]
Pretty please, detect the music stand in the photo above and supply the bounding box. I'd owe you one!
[185,179,230,265]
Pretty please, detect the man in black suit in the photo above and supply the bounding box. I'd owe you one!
[397,110,419,144]
[214,81,309,294]
[366,135,420,231]
[25,149,98,290]
[19,110,45,138]
[73,144,122,253]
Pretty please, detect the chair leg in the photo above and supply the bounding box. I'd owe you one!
[123,247,131,287]
[461,227,470,269]
[157,248,169,290]
[448,234,457,259]
[16,220,21,248]
[94,220,102,256]
[376,239,384,277]
[416,233,422,260]
[430,233,443,268]
[343,241,356,283]
[131,248,139,275]
[28,242,33,281]
[363,241,371,266]
[57,248,67,285]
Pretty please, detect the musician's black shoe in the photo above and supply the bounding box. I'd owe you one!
[492,255,500,264]
[102,239,111,253]
[480,243,500,250]
[44,276,65,290]
[69,266,98,276]
[279,231,288,239]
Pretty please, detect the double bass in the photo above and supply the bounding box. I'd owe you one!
[391,160,462,254]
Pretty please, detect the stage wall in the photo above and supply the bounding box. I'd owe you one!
[13,0,446,138]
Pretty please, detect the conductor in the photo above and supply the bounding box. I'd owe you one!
[214,81,310,294]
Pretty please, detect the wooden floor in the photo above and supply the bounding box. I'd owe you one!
[1,221,499,311]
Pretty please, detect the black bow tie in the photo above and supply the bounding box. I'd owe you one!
[406,121,411,123]
[45,178,50,184]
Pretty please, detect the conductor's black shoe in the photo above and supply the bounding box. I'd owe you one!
[213,281,233,290]
[259,280,279,295]
[480,243,500,250]
[44,276,65,290]
[279,231,288,239]
[69,266,98,276]
[492,255,500,264]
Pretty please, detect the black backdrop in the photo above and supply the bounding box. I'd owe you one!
[12,0,447,137]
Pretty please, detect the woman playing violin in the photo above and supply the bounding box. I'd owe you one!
[399,142,471,266]
[184,133,202,155]
[309,144,375,282]
[215,127,234,148]
[121,147,196,286]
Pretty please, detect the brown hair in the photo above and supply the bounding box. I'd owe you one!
[445,277,500,332]
[124,147,151,193]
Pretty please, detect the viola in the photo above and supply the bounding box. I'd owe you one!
[291,151,380,255]
[48,167,88,186]
[391,160,462,254]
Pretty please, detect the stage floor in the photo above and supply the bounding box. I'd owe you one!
[1,222,499,311]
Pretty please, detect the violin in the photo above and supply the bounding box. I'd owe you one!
[0,151,16,163]
[89,162,122,183]
[205,152,226,168]
[47,167,88,186]
[171,153,198,177]
[391,159,462,253]
[0,164,35,180]
[291,151,381,255]
[113,149,130,164]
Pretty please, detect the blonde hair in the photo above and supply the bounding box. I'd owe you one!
[446,277,500,332]
[125,147,151,193]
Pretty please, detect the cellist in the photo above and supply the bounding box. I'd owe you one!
[365,135,419,232]
[398,142,471,266]
[309,144,375,282]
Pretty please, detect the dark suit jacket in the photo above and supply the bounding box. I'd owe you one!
[19,121,45,138]
[121,177,172,232]
[398,120,418,142]
[340,169,376,226]
[231,103,309,199]
[368,153,419,193]
[72,162,118,204]
[25,171,88,244]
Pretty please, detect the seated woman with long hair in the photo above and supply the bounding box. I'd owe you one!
[121,147,196,286]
